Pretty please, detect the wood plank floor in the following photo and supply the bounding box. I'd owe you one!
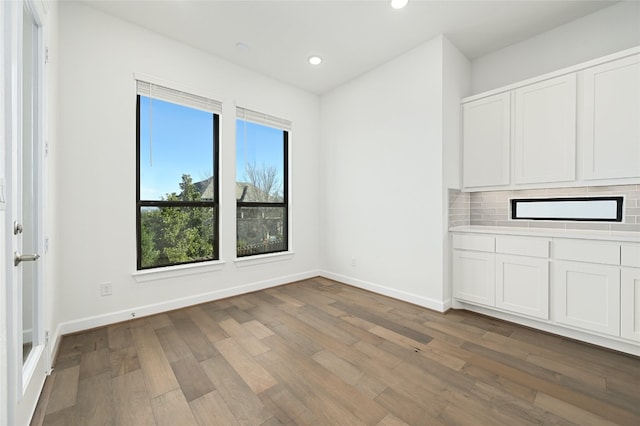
[31,277,640,425]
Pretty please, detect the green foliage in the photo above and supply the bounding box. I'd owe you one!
[140,174,214,268]
[140,219,160,267]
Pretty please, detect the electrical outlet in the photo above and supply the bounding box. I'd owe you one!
[100,282,112,296]
[351,257,357,267]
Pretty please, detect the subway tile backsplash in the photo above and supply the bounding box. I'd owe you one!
[448,185,640,233]
[448,189,470,228]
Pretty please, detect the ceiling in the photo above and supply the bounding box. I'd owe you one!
[83,0,618,94]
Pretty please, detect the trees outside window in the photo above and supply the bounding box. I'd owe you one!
[236,109,289,257]
[136,82,220,269]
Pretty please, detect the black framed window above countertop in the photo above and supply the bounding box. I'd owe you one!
[511,196,624,222]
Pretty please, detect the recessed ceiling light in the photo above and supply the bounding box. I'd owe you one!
[308,56,322,65]
[391,0,408,9]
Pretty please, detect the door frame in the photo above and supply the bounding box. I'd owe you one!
[2,1,48,424]
[1,1,10,422]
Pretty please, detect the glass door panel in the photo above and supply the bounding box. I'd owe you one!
[21,3,40,365]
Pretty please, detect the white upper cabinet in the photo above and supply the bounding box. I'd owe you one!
[462,93,511,188]
[514,74,576,184]
[461,48,640,191]
[580,54,640,180]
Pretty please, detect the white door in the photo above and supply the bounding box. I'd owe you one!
[462,93,511,188]
[580,53,640,180]
[554,261,620,336]
[621,268,640,342]
[3,2,48,425]
[513,74,576,184]
[496,254,549,319]
[452,249,496,306]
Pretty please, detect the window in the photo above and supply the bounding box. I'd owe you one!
[136,80,221,269]
[236,107,290,257]
[511,196,624,222]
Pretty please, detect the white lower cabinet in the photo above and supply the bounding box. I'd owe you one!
[453,235,550,319]
[621,268,640,342]
[554,261,620,336]
[452,230,640,354]
[452,250,495,306]
[496,254,549,319]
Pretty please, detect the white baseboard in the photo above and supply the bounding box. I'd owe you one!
[442,297,453,312]
[49,269,322,362]
[48,269,449,364]
[457,302,640,357]
[319,270,448,313]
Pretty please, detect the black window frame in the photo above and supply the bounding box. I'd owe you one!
[510,196,624,222]
[236,125,289,258]
[136,95,220,270]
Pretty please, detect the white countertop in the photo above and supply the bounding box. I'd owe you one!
[450,225,640,243]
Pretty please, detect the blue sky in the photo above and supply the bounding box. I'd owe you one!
[139,96,284,200]
[236,119,285,186]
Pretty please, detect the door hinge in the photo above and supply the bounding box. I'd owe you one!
[0,178,5,210]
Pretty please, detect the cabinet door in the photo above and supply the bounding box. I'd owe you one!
[621,269,640,342]
[581,54,640,180]
[554,261,620,336]
[496,254,549,319]
[462,93,510,188]
[453,250,495,306]
[514,74,576,184]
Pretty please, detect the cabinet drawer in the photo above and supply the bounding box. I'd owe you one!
[452,234,495,252]
[496,236,549,258]
[553,239,620,265]
[621,244,640,268]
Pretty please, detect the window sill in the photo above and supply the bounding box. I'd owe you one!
[132,260,226,283]
[234,251,295,268]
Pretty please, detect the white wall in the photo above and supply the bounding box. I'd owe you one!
[443,37,471,193]
[320,35,468,311]
[442,38,471,303]
[471,1,640,94]
[54,2,321,339]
